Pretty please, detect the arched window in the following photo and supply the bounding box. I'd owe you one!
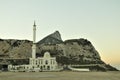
[32,66,34,69]
[45,60,48,65]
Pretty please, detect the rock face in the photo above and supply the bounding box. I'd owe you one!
[0,39,32,58]
[38,31,63,45]
[0,31,118,71]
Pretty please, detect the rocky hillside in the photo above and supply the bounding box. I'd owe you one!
[38,31,63,45]
[0,39,32,58]
[0,31,118,71]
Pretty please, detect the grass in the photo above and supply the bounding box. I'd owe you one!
[0,71,120,80]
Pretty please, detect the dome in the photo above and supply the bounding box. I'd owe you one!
[43,52,51,58]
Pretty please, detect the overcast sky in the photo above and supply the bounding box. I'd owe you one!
[0,0,120,69]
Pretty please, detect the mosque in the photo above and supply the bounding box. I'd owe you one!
[8,22,58,72]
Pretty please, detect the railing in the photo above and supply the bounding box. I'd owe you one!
[0,58,28,59]
[70,64,106,67]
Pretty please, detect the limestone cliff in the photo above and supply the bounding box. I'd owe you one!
[0,39,32,58]
[38,31,63,45]
[0,31,118,71]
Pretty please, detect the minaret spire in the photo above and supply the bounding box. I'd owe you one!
[33,21,36,44]
[33,21,36,27]
[32,21,36,58]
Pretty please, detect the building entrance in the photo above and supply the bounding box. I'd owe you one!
[1,65,8,71]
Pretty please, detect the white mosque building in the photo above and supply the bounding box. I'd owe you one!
[8,22,58,72]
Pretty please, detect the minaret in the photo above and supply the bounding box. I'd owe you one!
[32,21,36,58]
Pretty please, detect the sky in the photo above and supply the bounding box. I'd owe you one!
[0,0,120,69]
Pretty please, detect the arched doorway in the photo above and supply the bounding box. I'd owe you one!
[47,66,50,70]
